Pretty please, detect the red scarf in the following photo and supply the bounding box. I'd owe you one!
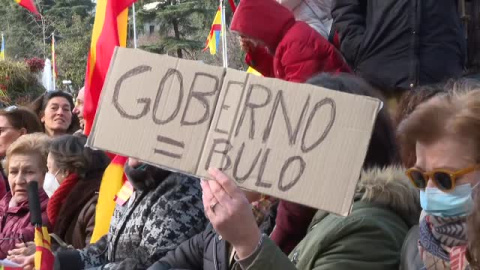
[47,173,79,226]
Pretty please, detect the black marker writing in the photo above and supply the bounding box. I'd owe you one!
[235,84,272,140]
[153,135,185,159]
[301,98,336,153]
[181,73,220,126]
[152,69,184,125]
[113,65,152,119]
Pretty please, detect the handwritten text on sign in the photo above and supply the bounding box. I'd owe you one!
[88,48,381,215]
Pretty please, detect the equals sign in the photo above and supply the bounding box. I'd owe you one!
[154,135,185,159]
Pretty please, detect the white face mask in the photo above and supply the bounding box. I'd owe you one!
[43,171,60,197]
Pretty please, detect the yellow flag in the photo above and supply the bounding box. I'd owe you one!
[247,66,262,76]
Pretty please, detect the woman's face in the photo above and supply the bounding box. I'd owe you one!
[46,153,67,184]
[0,116,25,157]
[41,97,72,136]
[8,154,45,204]
[415,135,480,188]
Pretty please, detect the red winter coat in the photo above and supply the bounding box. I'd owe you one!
[230,0,350,83]
[0,173,7,201]
[0,190,49,258]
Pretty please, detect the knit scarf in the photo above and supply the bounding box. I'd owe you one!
[47,173,79,226]
[419,215,470,270]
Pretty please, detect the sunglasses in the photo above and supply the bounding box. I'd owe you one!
[406,165,480,192]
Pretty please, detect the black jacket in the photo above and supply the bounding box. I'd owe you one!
[332,0,466,92]
[148,203,277,270]
[55,165,207,270]
[148,224,230,270]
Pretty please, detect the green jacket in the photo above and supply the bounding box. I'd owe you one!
[244,166,421,270]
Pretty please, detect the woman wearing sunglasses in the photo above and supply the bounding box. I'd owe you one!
[398,88,480,269]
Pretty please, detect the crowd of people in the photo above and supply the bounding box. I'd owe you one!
[0,0,477,269]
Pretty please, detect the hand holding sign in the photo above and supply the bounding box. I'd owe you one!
[201,168,261,259]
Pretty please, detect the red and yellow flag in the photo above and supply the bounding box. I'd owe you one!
[204,7,222,55]
[14,0,39,16]
[90,155,128,243]
[51,34,57,79]
[247,66,263,76]
[84,0,136,242]
[204,0,236,55]
[34,226,54,270]
[0,34,5,61]
[83,0,136,135]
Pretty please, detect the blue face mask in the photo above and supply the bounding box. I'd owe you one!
[420,183,478,217]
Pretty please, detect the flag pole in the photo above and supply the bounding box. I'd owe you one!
[132,3,138,49]
[221,0,228,68]
[52,32,56,91]
[42,15,46,58]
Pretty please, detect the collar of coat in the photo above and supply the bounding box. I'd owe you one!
[312,166,421,228]
[0,189,48,215]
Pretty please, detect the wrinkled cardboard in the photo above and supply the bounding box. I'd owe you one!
[88,48,382,216]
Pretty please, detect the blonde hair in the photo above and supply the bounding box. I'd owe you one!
[5,132,51,174]
[397,88,480,162]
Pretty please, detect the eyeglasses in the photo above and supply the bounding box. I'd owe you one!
[406,165,480,192]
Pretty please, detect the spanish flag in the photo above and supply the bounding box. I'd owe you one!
[14,0,39,16]
[83,0,136,135]
[90,155,128,243]
[84,0,136,243]
[34,226,54,270]
[51,34,57,79]
[0,34,4,61]
[204,7,222,55]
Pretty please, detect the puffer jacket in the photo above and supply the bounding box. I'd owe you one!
[231,0,350,83]
[0,172,7,200]
[278,0,333,38]
[0,189,49,259]
[54,165,207,270]
[241,166,422,270]
[332,0,466,93]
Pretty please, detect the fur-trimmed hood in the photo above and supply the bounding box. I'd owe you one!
[356,166,421,227]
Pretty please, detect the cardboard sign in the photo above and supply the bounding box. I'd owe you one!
[88,48,382,216]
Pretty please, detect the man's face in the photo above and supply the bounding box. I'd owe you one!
[73,87,85,129]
